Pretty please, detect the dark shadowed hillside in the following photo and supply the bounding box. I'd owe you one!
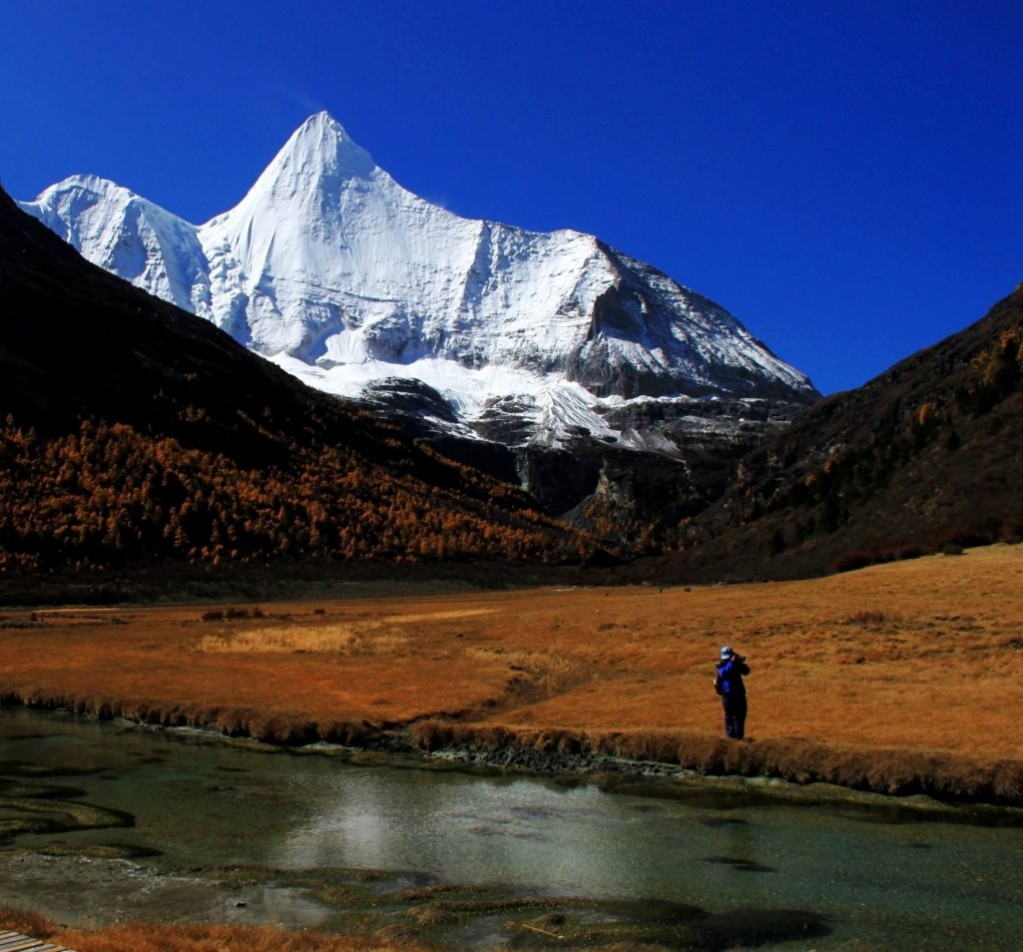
[656,282,1023,582]
[0,187,599,582]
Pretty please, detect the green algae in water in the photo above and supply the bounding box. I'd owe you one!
[0,791,132,843]
[31,841,162,860]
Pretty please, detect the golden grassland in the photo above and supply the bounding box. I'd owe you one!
[0,900,842,952]
[2,545,1023,802]
[0,903,426,952]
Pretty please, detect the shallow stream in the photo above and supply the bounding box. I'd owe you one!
[0,708,1020,949]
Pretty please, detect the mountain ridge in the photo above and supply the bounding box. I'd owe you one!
[646,281,1023,582]
[0,184,597,580]
[20,113,818,455]
[6,164,1023,590]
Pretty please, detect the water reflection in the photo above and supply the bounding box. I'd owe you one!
[0,708,1021,950]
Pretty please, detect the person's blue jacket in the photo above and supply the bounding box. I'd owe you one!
[716,655,749,697]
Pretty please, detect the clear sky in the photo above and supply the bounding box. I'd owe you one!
[2,1,1021,395]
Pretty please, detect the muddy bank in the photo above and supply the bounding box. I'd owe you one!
[2,690,1022,813]
[0,851,336,932]
[407,721,1023,811]
[0,851,839,951]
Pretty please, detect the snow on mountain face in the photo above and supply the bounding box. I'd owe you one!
[25,174,210,315]
[19,112,818,454]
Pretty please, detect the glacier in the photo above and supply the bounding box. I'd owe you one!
[20,112,818,461]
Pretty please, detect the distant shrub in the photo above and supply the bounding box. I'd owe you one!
[891,543,929,562]
[833,541,932,574]
[947,528,995,547]
[202,606,265,622]
[832,548,904,573]
[843,610,888,626]
[833,550,877,573]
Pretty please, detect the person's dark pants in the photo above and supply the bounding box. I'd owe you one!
[723,694,747,739]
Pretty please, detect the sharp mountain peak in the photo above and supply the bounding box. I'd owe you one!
[253,111,380,194]
[18,114,819,482]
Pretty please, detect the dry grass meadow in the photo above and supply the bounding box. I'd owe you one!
[2,544,1023,802]
[0,902,427,952]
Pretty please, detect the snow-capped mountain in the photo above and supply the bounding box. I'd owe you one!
[21,113,822,532]
[21,113,817,455]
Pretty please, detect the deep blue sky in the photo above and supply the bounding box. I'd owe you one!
[3,1,1022,395]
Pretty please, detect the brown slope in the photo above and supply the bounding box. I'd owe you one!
[661,281,1023,581]
[0,187,596,576]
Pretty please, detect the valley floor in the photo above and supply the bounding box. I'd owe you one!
[1,545,1022,806]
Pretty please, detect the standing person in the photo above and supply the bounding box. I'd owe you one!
[715,646,750,739]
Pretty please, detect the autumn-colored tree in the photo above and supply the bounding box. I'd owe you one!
[0,415,582,573]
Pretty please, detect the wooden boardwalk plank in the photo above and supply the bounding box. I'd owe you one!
[0,933,74,952]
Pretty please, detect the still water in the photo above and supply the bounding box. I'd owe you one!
[0,708,1020,949]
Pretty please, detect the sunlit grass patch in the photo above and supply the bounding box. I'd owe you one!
[197,621,409,655]
[464,646,593,696]
[841,610,889,626]
[0,903,57,940]
[197,608,496,654]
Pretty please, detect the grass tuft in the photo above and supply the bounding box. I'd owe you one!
[0,903,57,939]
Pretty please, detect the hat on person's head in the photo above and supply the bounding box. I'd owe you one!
[720,645,733,660]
